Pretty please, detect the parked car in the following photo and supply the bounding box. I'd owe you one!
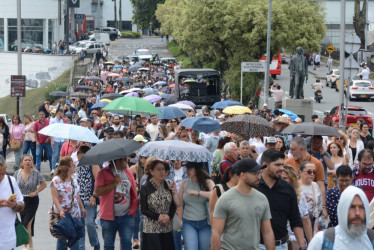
[348,79,374,101]
[88,33,110,46]
[160,57,177,64]
[326,69,340,88]
[135,48,153,61]
[324,105,373,132]
[11,39,43,51]
[72,42,107,56]
[94,27,121,41]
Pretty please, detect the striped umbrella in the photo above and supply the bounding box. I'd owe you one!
[221,115,276,139]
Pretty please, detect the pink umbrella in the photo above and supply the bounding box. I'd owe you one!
[143,94,162,103]
[177,100,196,108]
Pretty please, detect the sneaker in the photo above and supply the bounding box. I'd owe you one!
[50,170,55,175]
[132,239,140,249]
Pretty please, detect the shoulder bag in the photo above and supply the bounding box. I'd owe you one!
[9,126,22,151]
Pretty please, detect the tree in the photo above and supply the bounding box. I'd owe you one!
[113,0,118,29]
[353,0,367,49]
[131,0,165,30]
[119,0,122,30]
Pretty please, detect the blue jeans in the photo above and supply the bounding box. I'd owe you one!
[14,145,23,170]
[52,141,64,170]
[182,219,211,250]
[79,204,99,250]
[36,143,52,171]
[132,207,141,240]
[259,243,287,250]
[101,214,134,250]
[173,230,182,250]
[56,238,79,250]
[23,140,36,164]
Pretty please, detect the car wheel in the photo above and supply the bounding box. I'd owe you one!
[110,35,116,41]
[326,79,329,87]
[330,81,334,88]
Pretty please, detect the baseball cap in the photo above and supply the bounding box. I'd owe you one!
[232,158,266,174]
[80,117,88,122]
[133,134,148,143]
[66,101,71,105]
[265,137,277,144]
[104,127,114,135]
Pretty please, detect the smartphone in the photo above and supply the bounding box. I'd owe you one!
[8,193,17,201]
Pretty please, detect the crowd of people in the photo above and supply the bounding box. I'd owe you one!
[1,55,374,250]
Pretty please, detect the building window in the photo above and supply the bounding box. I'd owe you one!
[8,19,44,51]
[0,19,4,51]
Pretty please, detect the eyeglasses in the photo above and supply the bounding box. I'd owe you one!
[171,120,177,123]
[360,162,373,167]
[337,179,351,184]
[336,137,344,140]
[91,112,97,115]
[249,170,262,177]
[304,170,316,175]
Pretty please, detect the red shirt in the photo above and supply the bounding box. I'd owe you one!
[354,169,374,202]
[220,156,237,176]
[33,119,50,144]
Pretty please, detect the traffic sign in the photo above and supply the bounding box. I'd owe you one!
[326,45,335,54]
[11,75,26,97]
[345,33,361,54]
[344,54,360,80]
[241,62,265,72]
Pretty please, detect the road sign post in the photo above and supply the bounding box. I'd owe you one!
[240,62,266,103]
[11,75,26,97]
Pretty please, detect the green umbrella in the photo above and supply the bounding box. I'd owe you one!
[103,96,161,115]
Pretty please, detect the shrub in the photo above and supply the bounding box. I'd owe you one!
[44,84,68,102]
[121,31,141,38]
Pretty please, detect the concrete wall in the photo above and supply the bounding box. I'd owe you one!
[0,52,74,98]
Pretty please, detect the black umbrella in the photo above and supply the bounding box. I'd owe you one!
[101,93,123,100]
[71,92,89,98]
[133,82,145,88]
[164,95,179,105]
[49,91,68,97]
[78,139,142,171]
[152,72,167,78]
[116,77,132,83]
[281,122,341,137]
[74,86,92,91]
[84,76,102,82]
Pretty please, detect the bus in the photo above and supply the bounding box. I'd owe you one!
[174,69,221,107]
[259,52,282,79]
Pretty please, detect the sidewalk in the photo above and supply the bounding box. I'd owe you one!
[308,60,330,80]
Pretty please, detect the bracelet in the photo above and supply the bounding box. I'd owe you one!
[92,194,97,198]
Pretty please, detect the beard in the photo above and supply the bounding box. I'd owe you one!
[113,122,120,126]
[347,222,366,237]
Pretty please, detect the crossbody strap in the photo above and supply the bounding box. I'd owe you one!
[8,175,14,194]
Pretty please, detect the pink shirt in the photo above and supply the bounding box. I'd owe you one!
[60,141,77,156]
[270,89,284,102]
[10,124,25,140]
[34,119,50,144]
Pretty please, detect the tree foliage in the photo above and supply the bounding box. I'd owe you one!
[156,0,326,103]
[131,0,165,30]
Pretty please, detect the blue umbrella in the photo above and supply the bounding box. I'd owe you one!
[161,93,170,99]
[142,88,158,94]
[272,109,299,121]
[157,106,186,119]
[153,81,167,87]
[113,65,124,69]
[211,100,244,109]
[90,101,109,109]
[128,65,141,72]
[180,117,221,134]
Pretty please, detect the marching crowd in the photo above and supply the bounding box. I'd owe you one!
[1,57,374,250]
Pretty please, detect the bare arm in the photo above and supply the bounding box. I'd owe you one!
[185,179,214,199]
[293,226,306,247]
[302,216,313,243]
[317,181,328,218]
[210,218,225,250]
[261,220,275,250]
[323,154,335,170]
[94,174,121,197]
[51,184,65,218]
[209,188,219,224]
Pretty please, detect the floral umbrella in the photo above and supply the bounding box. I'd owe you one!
[221,114,276,139]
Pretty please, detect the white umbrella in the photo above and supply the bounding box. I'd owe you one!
[120,88,142,94]
[169,103,193,111]
[38,123,100,143]
[138,140,212,162]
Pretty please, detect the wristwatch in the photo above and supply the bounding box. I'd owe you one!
[13,203,18,211]
[92,194,97,199]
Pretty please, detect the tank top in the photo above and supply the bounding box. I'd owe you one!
[183,178,208,221]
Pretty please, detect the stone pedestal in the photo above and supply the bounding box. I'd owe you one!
[283,99,313,122]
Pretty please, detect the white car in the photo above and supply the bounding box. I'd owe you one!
[326,69,340,88]
[135,48,153,61]
[0,114,11,126]
[73,42,106,55]
[349,80,374,101]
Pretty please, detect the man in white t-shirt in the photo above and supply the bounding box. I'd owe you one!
[146,115,159,141]
[0,156,25,249]
[360,63,370,80]
[111,115,125,132]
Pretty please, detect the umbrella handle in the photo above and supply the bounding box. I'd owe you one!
[112,160,118,175]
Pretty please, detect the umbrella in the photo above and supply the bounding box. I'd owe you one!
[116,77,132,83]
[143,94,162,103]
[103,96,161,115]
[90,101,108,109]
[161,93,170,99]
[164,95,178,105]
[138,140,213,162]
[104,61,115,65]
[84,76,102,82]
[120,88,142,94]
[157,106,186,119]
[129,65,141,72]
[169,84,175,88]
[101,93,123,100]
[281,122,341,137]
[113,65,124,69]
[223,105,252,115]
[49,91,68,97]
[133,82,146,88]
[38,123,100,143]
[274,109,299,121]
[180,117,221,134]
[153,73,167,78]
[138,68,150,71]
[108,73,121,78]
[177,100,196,109]
[153,81,167,87]
[124,92,139,97]
[78,139,142,167]
[169,103,193,110]
[74,86,92,91]
[99,98,112,103]
[71,92,89,98]
[211,100,244,109]
[221,114,277,139]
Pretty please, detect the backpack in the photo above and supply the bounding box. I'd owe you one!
[213,160,234,184]
[322,227,374,250]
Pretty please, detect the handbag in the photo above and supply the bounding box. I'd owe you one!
[7,175,30,247]
[49,179,76,239]
[172,212,183,231]
[53,212,84,247]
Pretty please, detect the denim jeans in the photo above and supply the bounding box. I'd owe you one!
[101,214,134,250]
[23,140,36,164]
[14,145,23,170]
[56,238,79,250]
[36,143,52,171]
[79,204,99,250]
[182,219,211,250]
[173,230,182,250]
[259,243,287,250]
[132,207,141,240]
[52,141,64,170]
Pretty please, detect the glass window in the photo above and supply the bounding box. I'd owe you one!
[8,19,44,51]
[0,19,4,51]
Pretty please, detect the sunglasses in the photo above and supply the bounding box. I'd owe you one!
[336,137,344,140]
[304,170,316,175]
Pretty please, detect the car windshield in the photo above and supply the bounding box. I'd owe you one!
[344,108,367,116]
[334,71,340,75]
[355,82,371,87]
[136,51,151,55]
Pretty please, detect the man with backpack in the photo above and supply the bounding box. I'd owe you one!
[308,186,374,249]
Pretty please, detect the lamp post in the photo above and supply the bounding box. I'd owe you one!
[263,0,272,105]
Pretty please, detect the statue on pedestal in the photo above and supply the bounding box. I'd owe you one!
[288,47,308,99]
